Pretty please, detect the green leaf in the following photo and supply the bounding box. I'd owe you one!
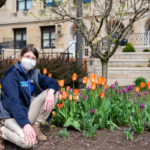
[60,128,69,138]
[64,118,81,131]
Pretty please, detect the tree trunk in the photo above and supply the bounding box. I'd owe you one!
[76,0,83,67]
[101,59,108,81]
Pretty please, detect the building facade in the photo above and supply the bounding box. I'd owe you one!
[0,0,150,59]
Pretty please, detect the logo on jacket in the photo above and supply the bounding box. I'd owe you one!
[20,81,29,87]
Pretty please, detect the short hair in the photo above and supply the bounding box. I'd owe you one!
[21,44,39,59]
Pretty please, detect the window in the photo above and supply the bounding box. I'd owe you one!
[17,0,32,11]
[45,0,62,7]
[41,26,56,48]
[14,28,26,49]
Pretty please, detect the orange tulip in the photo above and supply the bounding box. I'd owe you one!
[90,74,95,83]
[66,86,70,92]
[62,91,68,99]
[101,78,106,86]
[59,102,63,109]
[140,82,146,88]
[72,73,77,81]
[52,111,56,117]
[97,76,103,85]
[135,86,140,92]
[48,73,52,78]
[58,94,63,101]
[58,80,64,87]
[68,94,72,101]
[147,82,150,90]
[74,89,79,96]
[82,76,88,84]
[38,69,40,73]
[91,82,96,90]
[100,92,105,99]
[43,68,47,75]
[73,95,79,101]
[105,85,109,90]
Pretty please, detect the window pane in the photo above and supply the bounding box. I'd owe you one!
[43,40,50,47]
[27,0,32,9]
[16,33,22,41]
[46,0,53,6]
[51,32,55,39]
[18,1,25,10]
[23,34,26,41]
[51,40,55,47]
[43,32,49,40]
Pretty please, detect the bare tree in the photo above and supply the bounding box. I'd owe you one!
[38,0,150,80]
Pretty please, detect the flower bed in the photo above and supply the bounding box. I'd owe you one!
[52,73,150,139]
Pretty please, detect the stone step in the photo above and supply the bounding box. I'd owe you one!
[88,67,150,79]
[111,52,150,60]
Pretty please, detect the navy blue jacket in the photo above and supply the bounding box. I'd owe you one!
[0,62,59,128]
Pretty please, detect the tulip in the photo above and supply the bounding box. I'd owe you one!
[59,102,63,109]
[128,85,133,91]
[91,82,96,90]
[73,95,79,101]
[52,111,56,117]
[140,82,146,88]
[68,94,72,101]
[134,100,136,104]
[90,74,95,83]
[83,95,86,100]
[115,81,118,85]
[66,86,70,92]
[138,92,141,97]
[58,94,63,101]
[91,108,95,114]
[97,76,103,85]
[48,73,52,78]
[38,69,40,73]
[105,85,109,90]
[123,88,127,93]
[119,89,122,94]
[135,86,140,92]
[43,68,47,75]
[101,78,106,86]
[72,73,77,81]
[100,92,105,99]
[58,80,64,87]
[82,76,88,84]
[145,90,148,95]
[110,84,114,89]
[87,86,90,90]
[141,104,145,109]
[74,89,79,96]
[62,91,68,99]
[147,82,150,90]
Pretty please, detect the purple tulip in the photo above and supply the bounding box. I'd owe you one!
[70,88,72,92]
[138,92,141,97]
[123,88,127,93]
[119,89,122,94]
[87,86,90,90]
[145,91,148,95]
[83,95,86,100]
[134,100,136,104]
[141,104,145,109]
[115,81,118,85]
[128,85,133,91]
[58,91,61,95]
[110,84,114,89]
[91,108,95,114]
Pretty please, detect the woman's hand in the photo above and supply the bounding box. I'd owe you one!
[23,124,37,145]
[44,89,55,112]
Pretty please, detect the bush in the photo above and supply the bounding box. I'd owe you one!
[37,56,87,88]
[0,58,15,79]
[143,49,150,52]
[122,43,136,52]
[134,77,147,91]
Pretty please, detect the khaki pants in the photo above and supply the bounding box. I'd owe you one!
[1,90,58,149]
